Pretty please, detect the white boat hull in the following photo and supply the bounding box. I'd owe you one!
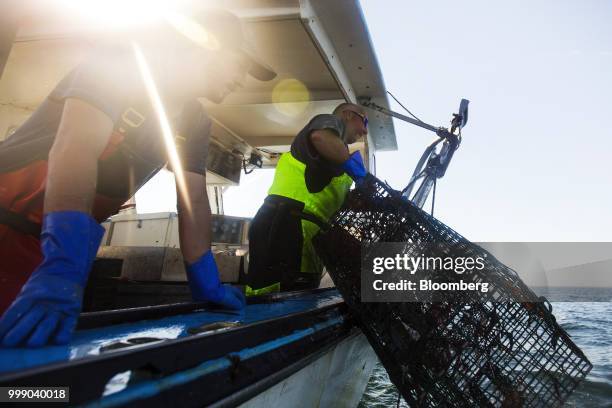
[241,332,377,408]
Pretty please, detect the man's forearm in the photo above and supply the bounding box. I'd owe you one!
[44,145,98,214]
[177,171,211,264]
[176,171,245,310]
[44,99,114,214]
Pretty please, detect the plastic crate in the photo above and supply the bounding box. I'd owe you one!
[313,175,592,407]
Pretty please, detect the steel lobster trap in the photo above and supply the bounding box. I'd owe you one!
[313,174,592,407]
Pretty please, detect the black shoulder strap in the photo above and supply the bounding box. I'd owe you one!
[0,206,42,237]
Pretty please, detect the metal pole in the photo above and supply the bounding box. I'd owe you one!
[360,99,439,133]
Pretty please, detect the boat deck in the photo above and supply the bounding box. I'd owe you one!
[0,288,356,406]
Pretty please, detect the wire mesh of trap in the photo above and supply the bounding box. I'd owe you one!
[313,175,592,408]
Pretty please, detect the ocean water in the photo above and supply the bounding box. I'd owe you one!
[359,289,612,407]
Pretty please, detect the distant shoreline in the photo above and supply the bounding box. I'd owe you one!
[531,287,612,302]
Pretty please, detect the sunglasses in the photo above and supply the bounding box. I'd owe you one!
[347,110,368,128]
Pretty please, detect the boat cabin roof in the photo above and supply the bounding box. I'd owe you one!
[0,0,396,183]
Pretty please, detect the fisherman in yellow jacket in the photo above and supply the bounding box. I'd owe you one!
[246,103,369,294]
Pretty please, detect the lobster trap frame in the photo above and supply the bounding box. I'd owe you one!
[313,175,592,407]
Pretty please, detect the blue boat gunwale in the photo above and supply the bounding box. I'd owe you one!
[83,316,359,408]
[0,290,352,406]
[180,330,366,408]
[77,287,339,329]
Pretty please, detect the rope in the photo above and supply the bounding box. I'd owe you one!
[387,90,425,123]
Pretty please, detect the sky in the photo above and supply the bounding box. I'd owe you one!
[138,0,612,242]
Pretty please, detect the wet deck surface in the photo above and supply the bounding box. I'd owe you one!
[0,289,342,375]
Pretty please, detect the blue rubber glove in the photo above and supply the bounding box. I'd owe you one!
[186,250,246,310]
[0,211,104,347]
[341,151,367,182]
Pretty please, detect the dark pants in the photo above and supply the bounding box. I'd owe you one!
[246,195,320,292]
